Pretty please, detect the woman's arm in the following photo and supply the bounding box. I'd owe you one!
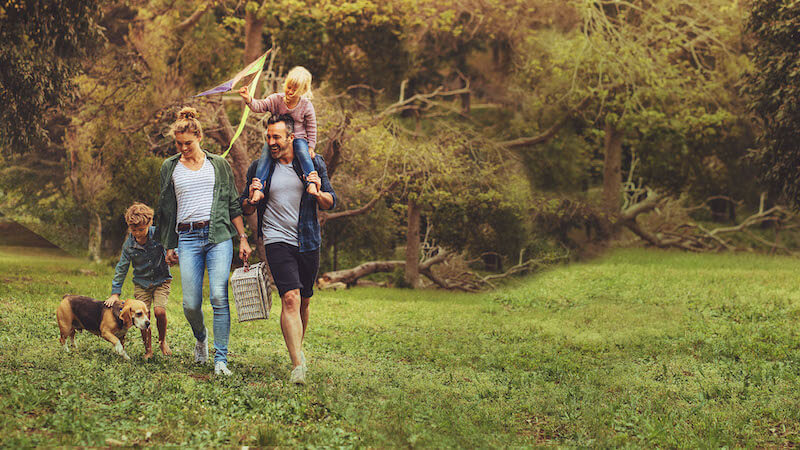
[231,215,252,261]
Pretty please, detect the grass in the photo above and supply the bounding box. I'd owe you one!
[1,245,800,446]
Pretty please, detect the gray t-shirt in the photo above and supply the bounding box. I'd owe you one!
[262,162,304,246]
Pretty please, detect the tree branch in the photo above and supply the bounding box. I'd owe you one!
[174,1,213,33]
[320,180,400,225]
[500,96,591,149]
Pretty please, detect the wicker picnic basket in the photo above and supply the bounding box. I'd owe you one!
[230,261,272,322]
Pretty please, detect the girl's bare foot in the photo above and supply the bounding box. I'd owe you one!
[160,340,172,356]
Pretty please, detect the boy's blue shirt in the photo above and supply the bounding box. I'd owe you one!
[110,226,172,295]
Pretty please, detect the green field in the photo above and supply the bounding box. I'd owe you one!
[1,245,799,447]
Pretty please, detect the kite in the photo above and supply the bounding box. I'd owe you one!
[194,49,271,157]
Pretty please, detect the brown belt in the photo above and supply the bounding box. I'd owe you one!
[177,220,209,231]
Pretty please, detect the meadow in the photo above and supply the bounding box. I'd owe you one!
[1,245,799,447]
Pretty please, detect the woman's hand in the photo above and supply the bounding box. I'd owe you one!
[238,86,252,104]
[166,249,179,266]
[239,237,252,262]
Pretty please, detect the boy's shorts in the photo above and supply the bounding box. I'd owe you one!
[133,279,171,310]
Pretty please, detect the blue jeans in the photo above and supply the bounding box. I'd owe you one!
[177,226,232,364]
[293,138,315,178]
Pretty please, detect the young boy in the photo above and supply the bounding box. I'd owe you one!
[105,203,172,359]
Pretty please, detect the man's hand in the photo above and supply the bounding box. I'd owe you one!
[104,294,120,307]
[166,249,179,266]
[309,148,316,158]
[239,237,252,262]
[238,86,252,104]
[248,178,264,204]
[306,171,322,196]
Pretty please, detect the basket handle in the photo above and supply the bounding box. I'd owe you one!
[243,259,250,272]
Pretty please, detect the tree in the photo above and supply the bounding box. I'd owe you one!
[0,0,103,154]
[746,0,800,205]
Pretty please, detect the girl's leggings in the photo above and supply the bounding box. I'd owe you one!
[293,138,315,178]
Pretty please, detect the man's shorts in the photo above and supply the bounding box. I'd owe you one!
[133,279,171,310]
[265,242,319,298]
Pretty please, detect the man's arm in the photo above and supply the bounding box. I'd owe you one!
[309,156,336,210]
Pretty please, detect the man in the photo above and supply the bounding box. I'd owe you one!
[240,114,336,385]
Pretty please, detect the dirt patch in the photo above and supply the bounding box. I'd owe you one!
[189,373,212,381]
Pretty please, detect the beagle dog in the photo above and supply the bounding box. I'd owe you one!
[56,295,150,360]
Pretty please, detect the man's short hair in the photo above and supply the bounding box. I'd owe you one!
[124,202,154,227]
[266,113,295,136]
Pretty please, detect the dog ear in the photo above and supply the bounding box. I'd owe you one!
[120,302,132,328]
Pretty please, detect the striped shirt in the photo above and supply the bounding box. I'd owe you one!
[172,157,215,228]
[248,93,317,149]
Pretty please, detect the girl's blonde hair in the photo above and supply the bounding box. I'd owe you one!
[284,66,313,100]
[169,106,203,138]
[124,202,154,227]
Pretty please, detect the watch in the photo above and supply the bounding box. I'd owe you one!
[239,233,248,240]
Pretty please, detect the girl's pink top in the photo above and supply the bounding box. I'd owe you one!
[249,93,317,149]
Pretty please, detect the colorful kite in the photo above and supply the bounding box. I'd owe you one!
[194,49,271,157]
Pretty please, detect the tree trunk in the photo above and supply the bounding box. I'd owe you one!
[332,232,338,271]
[405,198,421,288]
[602,122,623,213]
[243,9,266,66]
[88,211,102,262]
[210,106,251,192]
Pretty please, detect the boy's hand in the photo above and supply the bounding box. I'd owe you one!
[309,148,316,158]
[166,249,179,266]
[105,294,120,307]
[238,86,252,104]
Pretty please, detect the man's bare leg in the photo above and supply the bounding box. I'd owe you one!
[300,297,310,343]
[280,289,303,367]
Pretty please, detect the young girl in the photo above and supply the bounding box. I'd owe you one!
[239,66,319,195]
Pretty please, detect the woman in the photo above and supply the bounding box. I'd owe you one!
[155,107,251,376]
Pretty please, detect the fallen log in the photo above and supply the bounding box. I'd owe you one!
[321,260,404,286]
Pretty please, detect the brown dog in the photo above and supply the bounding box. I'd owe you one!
[56,295,150,360]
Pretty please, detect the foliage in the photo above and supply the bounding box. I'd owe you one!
[4,246,800,445]
[0,0,103,154]
[746,0,800,205]
[508,1,755,206]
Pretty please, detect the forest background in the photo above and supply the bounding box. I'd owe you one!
[1,0,798,289]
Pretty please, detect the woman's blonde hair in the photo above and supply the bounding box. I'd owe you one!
[284,66,313,100]
[169,106,203,138]
[124,202,154,227]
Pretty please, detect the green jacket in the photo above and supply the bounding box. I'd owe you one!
[155,151,243,249]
